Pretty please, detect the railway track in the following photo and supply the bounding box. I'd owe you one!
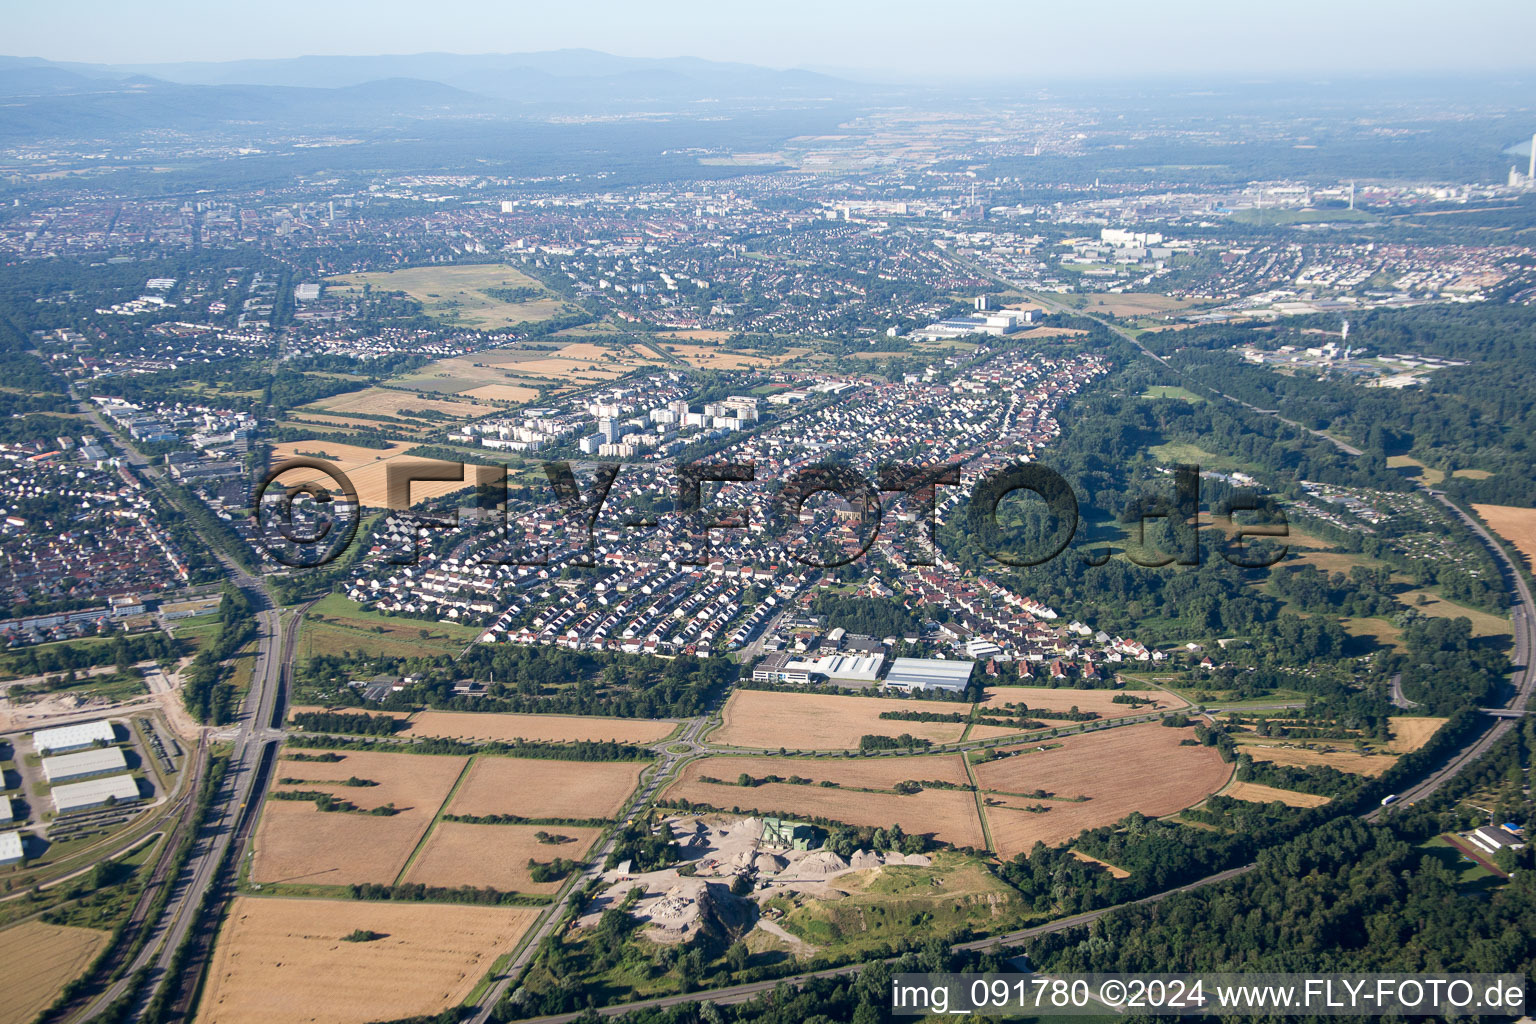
[42,733,208,1024]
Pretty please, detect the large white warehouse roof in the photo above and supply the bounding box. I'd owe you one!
[52,774,140,815]
[883,657,976,692]
[42,747,129,784]
[33,720,116,754]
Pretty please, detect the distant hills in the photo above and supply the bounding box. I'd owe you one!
[0,51,872,141]
[0,51,880,143]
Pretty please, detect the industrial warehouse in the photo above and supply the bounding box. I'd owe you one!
[41,746,129,784]
[32,719,117,754]
[50,775,142,816]
[881,657,977,692]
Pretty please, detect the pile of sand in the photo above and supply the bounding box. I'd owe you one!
[753,853,788,874]
[849,850,883,871]
[887,853,931,867]
[795,851,849,877]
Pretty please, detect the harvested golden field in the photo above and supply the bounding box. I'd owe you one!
[403,710,674,745]
[326,263,570,329]
[1237,739,1395,777]
[974,723,1232,858]
[1387,716,1448,754]
[710,690,968,750]
[1070,850,1130,878]
[1223,781,1331,808]
[0,921,108,1024]
[653,342,806,369]
[446,757,645,821]
[252,750,467,885]
[299,387,485,420]
[1396,590,1509,638]
[196,896,540,1024]
[457,383,541,403]
[1070,293,1202,318]
[397,342,663,392]
[287,704,413,720]
[654,329,736,341]
[401,821,603,892]
[977,686,1181,719]
[1474,504,1536,575]
[665,754,985,849]
[964,687,1179,741]
[268,440,495,508]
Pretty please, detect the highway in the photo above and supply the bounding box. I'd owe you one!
[60,389,293,1023]
[1365,492,1536,819]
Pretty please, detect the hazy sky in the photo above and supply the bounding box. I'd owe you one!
[9,0,1536,79]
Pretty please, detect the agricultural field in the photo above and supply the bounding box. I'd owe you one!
[391,342,667,395]
[1070,850,1131,878]
[1387,716,1447,754]
[251,750,468,886]
[1222,780,1331,807]
[652,341,807,369]
[196,896,540,1024]
[325,263,572,329]
[666,753,986,849]
[287,387,488,436]
[1060,292,1205,318]
[446,756,646,821]
[402,710,675,745]
[269,439,490,509]
[1236,738,1396,777]
[0,921,108,1024]
[457,383,542,403]
[710,690,969,750]
[971,686,1182,739]
[974,723,1232,858]
[401,821,603,893]
[1473,504,1536,575]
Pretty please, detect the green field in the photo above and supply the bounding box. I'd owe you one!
[326,263,572,329]
[296,593,482,662]
[1418,834,1504,894]
[1141,385,1204,402]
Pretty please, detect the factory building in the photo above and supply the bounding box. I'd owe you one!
[0,831,21,866]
